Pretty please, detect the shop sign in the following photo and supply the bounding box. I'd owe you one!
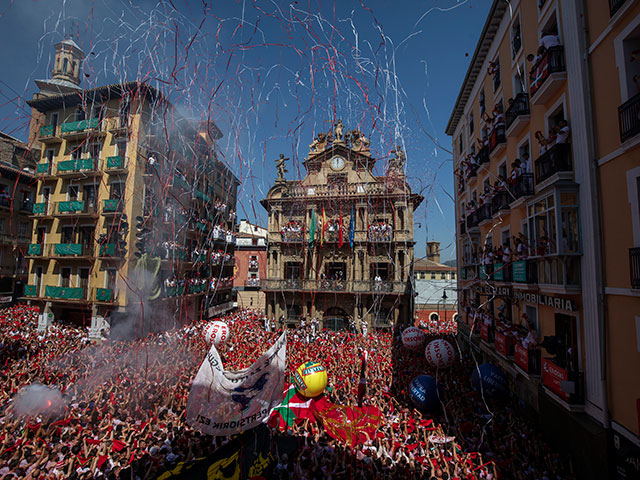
[542,358,569,401]
[514,343,529,372]
[495,332,509,356]
[513,291,576,312]
[474,284,512,297]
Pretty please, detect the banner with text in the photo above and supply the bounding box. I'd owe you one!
[186,332,286,436]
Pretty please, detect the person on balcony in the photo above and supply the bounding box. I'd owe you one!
[492,104,505,129]
[534,130,549,155]
[540,30,561,51]
[501,243,512,264]
[554,120,570,144]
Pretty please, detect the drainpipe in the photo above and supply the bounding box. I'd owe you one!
[577,0,610,430]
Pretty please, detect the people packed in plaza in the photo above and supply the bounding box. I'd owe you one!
[0,304,574,479]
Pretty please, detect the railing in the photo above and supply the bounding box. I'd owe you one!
[245,278,261,287]
[477,204,492,224]
[618,92,640,143]
[530,47,565,97]
[39,124,57,137]
[27,244,43,256]
[98,243,123,258]
[24,285,38,297]
[55,201,98,215]
[281,230,304,243]
[476,146,490,165]
[491,190,511,214]
[489,125,506,153]
[103,199,124,213]
[32,202,50,216]
[467,211,479,229]
[47,243,94,258]
[512,173,534,201]
[60,118,100,134]
[368,225,392,243]
[56,158,100,175]
[44,285,88,301]
[459,220,466,235]
[105,155,127,171]
[505,93,530,130]
[514,344,541,375]
[36,163,52,175]
[285,182,400,198]
[542,358,584,404]
[609,0,628,16]
[263,278,406,294]
[0,197,11,209]
[535,143,572,185]
[94,288,116,303]
[248,261,259,270]
[630,248,640,289]
[19,201,33,212]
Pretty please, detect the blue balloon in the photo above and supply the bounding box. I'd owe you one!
[409,375,441,411]
[472,363,507,396]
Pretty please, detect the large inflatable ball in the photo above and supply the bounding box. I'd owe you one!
[471,363,507,397]
[409,375,441,411]
[203,321,231,347]
[425,339,456,368]
[293,361,328,398]
[402,327,425,350]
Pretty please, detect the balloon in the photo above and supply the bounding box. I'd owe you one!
[203,321,230,347]
[401,326,425,350]
[293,361,328,398]
[409,375,441,411]
[425,339,455,368]
[472,363,507,396]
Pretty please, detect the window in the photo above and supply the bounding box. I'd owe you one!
[63,58,68,74]
[527,195,557,255]
[431,272,436,279]
[452,272,456,280]
[74,107,85,121]
[50,112,59,128]
[616,19,640,103]
[72,61,77,76]
[18,222,28,239]
[501,228,511,247]
[519,141,531,173]
[498,162,507,180]
[469,112,474,135]
[479,90,486,114]
[458,135,463,153]
[86,142,101,158]
[511,17,522,58]
[514,65,526,95]
[492,57,501,91]
[0,218,4,235]
[70,144,81,160]
[45,149,55,162]
[559,192,580,253]
[116,139,127,157]
[67,185,79,200]
[60,267,71,288]
[440,273,446,280]
[106,268,117,290]
[61,226,75,244]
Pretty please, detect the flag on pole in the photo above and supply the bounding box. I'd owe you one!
[309,209,316,245]
[267,385,315,429]
[349,205,355,248]
[321,207,327,246]
[338,207,344,248]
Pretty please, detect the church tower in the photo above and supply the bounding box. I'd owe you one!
[51,38,84,87]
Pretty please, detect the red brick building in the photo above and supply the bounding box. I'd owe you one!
[233,220,267,310]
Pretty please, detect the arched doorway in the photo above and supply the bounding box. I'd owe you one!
[323,307,349,331]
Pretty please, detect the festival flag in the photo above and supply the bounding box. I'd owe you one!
[321,207,327,246]
[349,205,355,248]
[338,207,344,248]
[267,385,315,429]
[314,402,382,448]
[309,209,316,245]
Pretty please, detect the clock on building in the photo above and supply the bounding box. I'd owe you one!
[330,155,345,171]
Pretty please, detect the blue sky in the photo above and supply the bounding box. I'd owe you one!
[0,0,491,261]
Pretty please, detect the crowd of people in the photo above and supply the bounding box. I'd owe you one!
[281,221,304,243]
[367,222,393,242]
[418,313,458,336]
[0,304,574,479]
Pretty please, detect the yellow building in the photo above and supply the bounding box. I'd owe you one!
[586,0,640,475]
[444,1,636,477]
[261,125,422,331]
[23,39,238,335]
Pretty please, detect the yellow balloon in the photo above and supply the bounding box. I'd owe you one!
[293,361,328,398]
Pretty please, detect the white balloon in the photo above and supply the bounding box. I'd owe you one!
[402,327,425,350]
[203,321,231,347]
[425,339,455,368]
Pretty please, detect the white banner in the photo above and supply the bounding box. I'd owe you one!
[186,332,286,436]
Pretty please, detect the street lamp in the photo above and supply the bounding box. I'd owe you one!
[442,291,447,328]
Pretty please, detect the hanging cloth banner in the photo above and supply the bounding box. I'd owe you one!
[186,332,286,436]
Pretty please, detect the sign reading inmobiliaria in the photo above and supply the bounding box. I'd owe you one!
[186,332,287,436]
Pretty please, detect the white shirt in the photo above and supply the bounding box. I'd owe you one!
[555,126,570,144]
[540,34,561,50]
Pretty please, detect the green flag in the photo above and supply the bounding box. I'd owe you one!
[309,209,316,245]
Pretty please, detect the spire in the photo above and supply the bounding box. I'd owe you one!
[51,36,84,87]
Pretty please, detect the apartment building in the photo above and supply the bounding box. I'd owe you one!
[233,220,267,310]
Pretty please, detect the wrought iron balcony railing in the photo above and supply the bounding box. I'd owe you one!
[630,247,640,290]
[618,92,640,143]
[535,143,572,185]
[505,93,530,130]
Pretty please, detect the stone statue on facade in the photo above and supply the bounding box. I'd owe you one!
[275,153,288,181]
[390,145,406,170]
[334,119,344,143]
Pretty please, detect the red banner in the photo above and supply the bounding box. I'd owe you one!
[494,332,509,356]
[542,358,568,401]
[480,323,490,342]
[314,400,382,448]
[530,54,549,96]
[514,343,529,372]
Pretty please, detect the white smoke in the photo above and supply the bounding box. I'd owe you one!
[11,383,65,418]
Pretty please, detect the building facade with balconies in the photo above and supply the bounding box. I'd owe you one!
[261,126,422,331]
[23,39,238,334]
[446,1,616,478]
[586,0,640,474]
[233,220,268,310]
[0,132,38,303]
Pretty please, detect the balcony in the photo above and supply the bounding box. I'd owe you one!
[514,344,541,375]
[511,173,534,203]
[93,288,116,304]
[24,285,38,297]
[281,230,304,244]
[102,199,124,215]
[535,143,572,186]
[479,263,493,281]
[245,278,261,288]
[618,92,640,143]
[477,204,492,225]
[459,220,466,235]
[98,243,123,259]
[505,93,530,137]
[512,260,538,284]
[610,0,629,16]
[105,156,128,174]
[368,224,392,243]
[530,47,566,105]
[26,243,44,258]
[31,202,51,217]
[60,118,103,141]
[56,158,101,177]
[37,124,62,144]
[36,162,54,178]
[54,201,98,217]
[262,278,406,294]
[489,125,506,157]
[44,285,88,302]
[542,358,584,406]
[630,248,640,289]
[492,262,513,282]
[475,146,490,165]
[466,211,479,230]
[47,243,95,259]
[491,190,511,216]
